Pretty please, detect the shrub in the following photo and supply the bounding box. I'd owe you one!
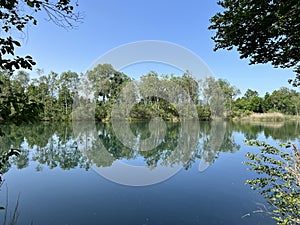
[244,141,300,225]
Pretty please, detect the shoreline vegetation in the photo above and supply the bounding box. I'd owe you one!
[1,63,300,123]
[232,112,300,122]
[1,65,300,225]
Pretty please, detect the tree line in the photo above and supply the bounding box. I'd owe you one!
[1,63,300,122]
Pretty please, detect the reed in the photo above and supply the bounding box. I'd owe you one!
[239,112,286,122]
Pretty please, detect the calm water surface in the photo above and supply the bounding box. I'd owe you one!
[1,120,300,225]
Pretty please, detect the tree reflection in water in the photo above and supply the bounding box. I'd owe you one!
[1,120,300,175]
[1,120,300,225]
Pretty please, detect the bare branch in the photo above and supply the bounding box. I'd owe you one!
[41,1,83,29]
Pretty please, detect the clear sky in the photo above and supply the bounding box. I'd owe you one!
[15,0,297,96]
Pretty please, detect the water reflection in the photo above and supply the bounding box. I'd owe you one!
[1,121,300,225]
[0,120,300,176]
[233,121,300,141]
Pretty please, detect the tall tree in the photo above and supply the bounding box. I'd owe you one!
[268,87,299,115]
[57,71,79,117]
[85,64,130,121]
[0,0,82,185]
[200,77,226,118]
[262,92,272,113]
[12,70,30,92]
[234,89,262,113]
[86,64,129,102]
[244,89,259,99]
[209,0,300,86]
[217,78,240,113]
[180,71,199,104]
[0,70,42,124]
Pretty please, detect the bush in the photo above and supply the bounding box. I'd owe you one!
[197,105,211,121]
[244,141,300,224]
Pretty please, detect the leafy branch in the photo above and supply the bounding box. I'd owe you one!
[0,0,82,73]
[244,140,300,224]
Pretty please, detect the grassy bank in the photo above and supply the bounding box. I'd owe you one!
[232,112,300,122]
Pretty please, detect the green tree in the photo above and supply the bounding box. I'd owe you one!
[136,72,200,120]
[217,78,240,114]
[0,0,82,187]
[86,64,130,121]
[0,0,81,73]
[31,72,51,119]
[200,76,225,118]
[57,71,79,119]
[86,64,129,102]
[262,92,272,113]
[291,95,300,117]
[209,0,300,86]
[180,71,199,104]
[139,72,163,117]
[234,89,263,113]
[12,70,30,92]
[0,70,42,124]
[244,89,259,100]
[244,141,300,225]
[32,70,59,120]
[269,87,299,115]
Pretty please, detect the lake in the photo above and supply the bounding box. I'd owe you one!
[1,120,299,225]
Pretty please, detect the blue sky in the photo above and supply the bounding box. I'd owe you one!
[15,0,297,96]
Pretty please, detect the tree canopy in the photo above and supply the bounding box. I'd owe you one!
[0,0,81,73]
[0,1,81,182]
[209,0,300,86]
[0,0,81,125]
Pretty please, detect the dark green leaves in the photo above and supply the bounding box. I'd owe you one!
[0,0,81,74]
[244,140,300,224]
[0,148,21,179]
[210,0,300,85]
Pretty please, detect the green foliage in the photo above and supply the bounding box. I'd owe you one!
[197,104,211,121]
[85,64,131,121]
[0,149,20,183]
[0,121,242,171]
[267,88,299,115]
[0,1,81,218]
[0,71,42,189]
[209,0,300,86]
[0,71,43,124]
[86,64,130,102]
[200,76,240,118]
[126,73,214,121]
[0,0,81,73]
[234,89,263,113]
[233,87,300,117]
[2,66,300,122]
[95,101,111,121]
[5,69,82,121]
[244,140,300,224]
[216,78,240,113]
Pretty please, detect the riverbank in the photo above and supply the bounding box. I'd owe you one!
[232,112,300,122]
